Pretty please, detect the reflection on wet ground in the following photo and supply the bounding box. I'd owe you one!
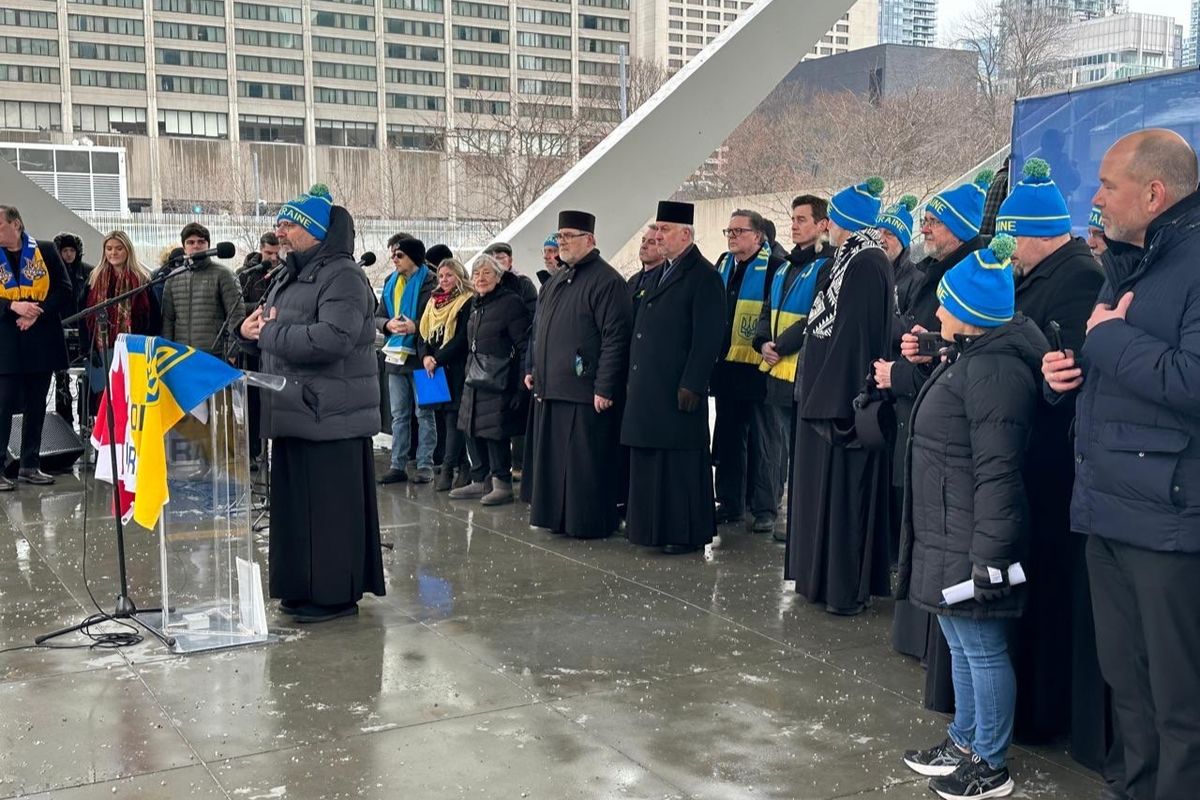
[1,459,1102,799]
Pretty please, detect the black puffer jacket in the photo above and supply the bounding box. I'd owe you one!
[238,205,380,441]
[897,315,1046,619]
[458,284,530,441]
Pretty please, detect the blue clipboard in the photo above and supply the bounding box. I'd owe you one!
[413,367,451,407]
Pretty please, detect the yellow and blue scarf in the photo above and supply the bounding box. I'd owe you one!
[381,265,428,364]
[1,232,50,302]
[715,244,770,366]
[759,256,828,382]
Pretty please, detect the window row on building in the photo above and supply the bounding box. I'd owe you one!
[3,98,624,149]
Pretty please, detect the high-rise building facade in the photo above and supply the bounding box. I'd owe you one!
[1185,0,1199,67]
[0,0,638,213]
[637,0,880,72]
[1059,12,1179,87]
[879,0,937,48]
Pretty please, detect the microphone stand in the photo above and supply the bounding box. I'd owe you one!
[35,263,194,648]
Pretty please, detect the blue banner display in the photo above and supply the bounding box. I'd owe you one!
[1012,68,1200,237]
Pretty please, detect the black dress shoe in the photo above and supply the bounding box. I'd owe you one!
[18,468,55,485]
[0,475,14,492]
[291,602,359,623]
[714,505,743,525]
[377,468,407,485]
[773,529,788,543]
[662,544,698,555]
[279,599,303,612]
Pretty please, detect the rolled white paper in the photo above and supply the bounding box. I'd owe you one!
[941,563,1027,606]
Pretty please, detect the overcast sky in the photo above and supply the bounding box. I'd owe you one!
[938,0,1194,44]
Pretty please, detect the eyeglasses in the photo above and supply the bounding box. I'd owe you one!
[275,220,297,231]
[920,216,944,230]
[557,231,590,241]
[723,227,754,237]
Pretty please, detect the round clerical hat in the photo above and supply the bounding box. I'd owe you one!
[557,210,596,233]
[656,200,694,225]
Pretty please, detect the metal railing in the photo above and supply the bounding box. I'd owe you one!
[79,212,494,263]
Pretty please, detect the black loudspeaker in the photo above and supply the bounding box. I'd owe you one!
[5,412,85,477]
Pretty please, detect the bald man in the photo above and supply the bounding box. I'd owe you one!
[1043,128,1200,800]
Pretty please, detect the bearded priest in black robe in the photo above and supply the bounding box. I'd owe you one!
[526,210,633,539]
[785,178,894,615]
[622,201,726,555]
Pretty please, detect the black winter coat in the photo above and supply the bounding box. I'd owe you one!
[459,285,530,441]
[0,239,71,375]
[238,206,381,442]
[897,316,1047,618]
[502,269,539,320]
[889,237,985,484]
[530,249,632,405]
[376,268,436,375]
[418,297,472,408]
[1064,190,1200,553]
[753,243,836,406]
[621,245,725,450]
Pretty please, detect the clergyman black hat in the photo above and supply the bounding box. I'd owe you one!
[557,210,596,233]
[656,201,694,225]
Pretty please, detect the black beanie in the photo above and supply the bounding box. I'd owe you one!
[395,237,426,266]
[426,244,453,266]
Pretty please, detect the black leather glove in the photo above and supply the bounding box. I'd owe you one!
[972,564,1012,604]
[677,387,701,413]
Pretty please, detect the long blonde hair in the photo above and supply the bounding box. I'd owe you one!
[90,230,150,287]
[437,258,475,296]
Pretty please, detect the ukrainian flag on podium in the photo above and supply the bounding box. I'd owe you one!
[92,334,242,529]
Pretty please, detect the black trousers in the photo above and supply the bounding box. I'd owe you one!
[0,371,52,469]
[1087,535,1200,800]
[713,393,787,517]
[440,409,467,471]
[466,435,511,482]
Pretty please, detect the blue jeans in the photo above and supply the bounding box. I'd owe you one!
[938,615,1016,769]
[388,372,435,470]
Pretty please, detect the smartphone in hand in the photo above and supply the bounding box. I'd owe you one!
[916,331,945,357]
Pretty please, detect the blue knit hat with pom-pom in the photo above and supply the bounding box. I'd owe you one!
[928,170,993,243]
[829,177,885,233]
[937,233,1016,329]
[278,184,334,241]
[877,194,919,249]
[996,158,1071,237]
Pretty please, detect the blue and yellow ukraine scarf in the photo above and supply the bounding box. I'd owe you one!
[0,232,50,302]
[759,256,828,382]
[715,244,770,366]
[381,264,428,364]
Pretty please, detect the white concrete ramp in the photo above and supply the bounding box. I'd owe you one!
[489,0,857,271]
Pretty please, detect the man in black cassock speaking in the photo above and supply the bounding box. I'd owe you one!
[785,178,894,616]
[526,210,633,539]
[622,201,726,555]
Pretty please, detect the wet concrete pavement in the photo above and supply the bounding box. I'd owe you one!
[1,459,1103,799]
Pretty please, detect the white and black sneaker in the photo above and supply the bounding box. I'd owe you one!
[929,754,1015,799]
[903,737,970,777]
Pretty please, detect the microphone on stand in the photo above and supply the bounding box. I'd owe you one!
[358,252,376,268]
[167,241,237,272]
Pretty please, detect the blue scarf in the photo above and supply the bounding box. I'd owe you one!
[381,265,428,364]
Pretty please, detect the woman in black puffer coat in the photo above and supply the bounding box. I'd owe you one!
[450,255,530,506]
[896,236,1047,800]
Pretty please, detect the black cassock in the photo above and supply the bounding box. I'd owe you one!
[527,250,632,538]
[785,231,893,614]
[621,246,725,548]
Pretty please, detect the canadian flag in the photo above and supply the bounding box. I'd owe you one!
[90,337,136,522]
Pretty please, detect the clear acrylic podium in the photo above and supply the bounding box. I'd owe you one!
[135,373,282,654]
